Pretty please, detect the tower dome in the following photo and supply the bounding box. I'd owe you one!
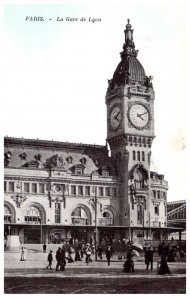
[108,20,151,89]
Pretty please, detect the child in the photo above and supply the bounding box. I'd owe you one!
[46,250,53,269]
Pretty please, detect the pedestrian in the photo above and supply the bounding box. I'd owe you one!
[75,245,82,261]
[96,245,103,260]
[123,249,134,273]
[145,245,154,270]
[67,246,75,263]
[85,243,92,265]
[43,244,47,253]
[105,245,112,266]
[20,247,25,261]
[143,242,148,265]
[157,241,171,275]
[55,247,62,271]
[46,250,53,269]
[60,246,66,271]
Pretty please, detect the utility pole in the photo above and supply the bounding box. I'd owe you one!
[128,203,131,241]
[94,187,98,261]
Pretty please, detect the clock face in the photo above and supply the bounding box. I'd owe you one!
[128,104,150,129]
[110,106,121,130]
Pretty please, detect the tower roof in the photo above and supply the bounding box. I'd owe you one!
[108,19,151,88]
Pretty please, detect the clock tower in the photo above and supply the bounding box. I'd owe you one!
[106,20,155,235]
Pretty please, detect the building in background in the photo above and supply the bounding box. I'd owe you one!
[4,20,181,246]
[167,200,186,240]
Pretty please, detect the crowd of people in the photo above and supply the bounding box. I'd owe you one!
[19,239,185,275]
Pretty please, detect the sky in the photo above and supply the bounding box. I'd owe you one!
[1,0,188,203]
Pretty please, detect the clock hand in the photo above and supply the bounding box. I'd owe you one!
[114,111,121,121]
[139,112,148,117]
[137,113,144,120]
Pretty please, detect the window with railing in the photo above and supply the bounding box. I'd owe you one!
[4,206,12,223]
[71,207,88,225]
[24,206,41,224]
[99,210,114,226]
[55,202,61,223]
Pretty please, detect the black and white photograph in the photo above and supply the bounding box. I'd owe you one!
[1,0,187,295]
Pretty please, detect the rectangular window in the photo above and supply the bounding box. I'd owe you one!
[113,188,117,197]
[71,185,76,195]
[55,202,61,223]
[137,205,142,224]
[85,186,90,196]
[32,183,37,193]
[24,182,30,193]
[99,187,103,197]
[105,187,110,197]
[4,181,7,192]
[78,186,83,196]
[155,206,159,215]
[39,183,45,194]
[9,182,14,192]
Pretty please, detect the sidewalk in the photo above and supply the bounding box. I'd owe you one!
[4,251,186,279]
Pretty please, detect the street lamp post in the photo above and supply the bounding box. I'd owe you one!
[143,201,145,239]
[40,218,43,244]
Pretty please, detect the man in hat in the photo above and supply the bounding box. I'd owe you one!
[145,245,154,271]
[55,247,62,271]
[46,250,53,270]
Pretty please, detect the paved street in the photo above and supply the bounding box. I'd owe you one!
[4,251,186,294]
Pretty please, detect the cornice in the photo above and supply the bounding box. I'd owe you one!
[4,137,107,153]
[107,134,154,149]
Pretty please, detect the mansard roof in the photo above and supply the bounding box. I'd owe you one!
[4,137,116,176]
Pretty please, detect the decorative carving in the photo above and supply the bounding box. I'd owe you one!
[80,157,87,165]
[66,156,73,164]
[44,154,65,169]
[145,75,153,88]
[48,184,68,208]
[4,151,12,166]
[19,152,27,160]
[11,194,27,208]
[34,154,42,161]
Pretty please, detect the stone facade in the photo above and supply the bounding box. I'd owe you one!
[4,20,169,245]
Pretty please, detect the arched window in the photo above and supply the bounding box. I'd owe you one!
[101,209,114,225]
[133,151,136,160]
[137,151,140,161]
[4,206,12,223]
[71,207,89,225]
[25,206,41,224]
[134,169,145,188]
[142,151,145,161]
